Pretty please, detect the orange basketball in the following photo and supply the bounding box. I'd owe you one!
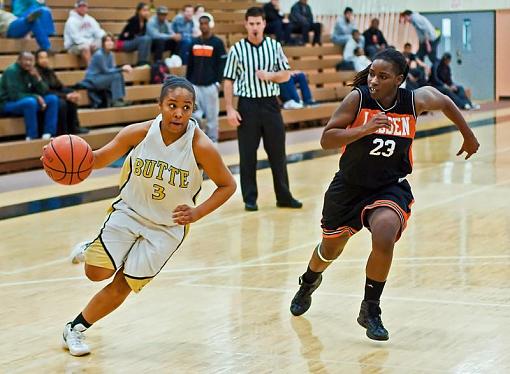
[42,135,94,185]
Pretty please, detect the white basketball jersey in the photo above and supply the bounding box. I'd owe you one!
[119,115,203,226]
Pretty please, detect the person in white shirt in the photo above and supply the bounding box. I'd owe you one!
[64,0,105,65]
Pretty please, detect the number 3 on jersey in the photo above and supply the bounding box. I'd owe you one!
[152,184,166,200]
[369,138,396,157]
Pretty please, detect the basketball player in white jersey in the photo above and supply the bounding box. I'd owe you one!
[49,76,236,356]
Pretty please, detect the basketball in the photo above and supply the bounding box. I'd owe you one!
[42,135,94,185]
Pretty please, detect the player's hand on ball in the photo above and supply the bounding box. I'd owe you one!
[172,204,199,225]
[457,135,480,160]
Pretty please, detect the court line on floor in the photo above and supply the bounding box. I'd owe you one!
[2,258,509,288]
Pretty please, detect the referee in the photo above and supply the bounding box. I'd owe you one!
[223,6,302,211]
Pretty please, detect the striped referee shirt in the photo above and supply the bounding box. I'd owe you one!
[223,36,290,98]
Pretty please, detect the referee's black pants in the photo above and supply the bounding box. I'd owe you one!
[237,96,294,205]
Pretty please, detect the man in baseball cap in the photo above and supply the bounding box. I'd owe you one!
[146,4,182,61]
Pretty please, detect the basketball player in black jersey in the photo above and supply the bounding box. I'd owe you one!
[290,49,479,341]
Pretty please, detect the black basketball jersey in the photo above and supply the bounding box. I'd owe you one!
[339,85,417,188]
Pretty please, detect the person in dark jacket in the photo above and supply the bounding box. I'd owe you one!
[362,18,387,59]
[186,14,226,142]
[289,0,321,45]
[0,51,58,140]
[35,49,89,135]
[263,0,291,45]
[117,2,152,66]
[429,53,479,110]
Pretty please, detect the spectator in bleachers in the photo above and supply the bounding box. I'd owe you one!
[331,7,355,48]
[0,8,52,50]
[186,14,226,143]
[81,33,133,108]
[263,0,292,45]
[429,52,479,110]
[172,4,199,64]
[11,0,55,43]
[64,0,106,66]
[0,51,58,140]
[289,0,322,46]
[118,2,152,66]
[400,10,440,63]
[336,29,364,71]
[402,42,429,90]
[147,6,181,62]
[279,71,316,109]
[352,47,371,72]
[35,49,88,135]
[362,18,387,59]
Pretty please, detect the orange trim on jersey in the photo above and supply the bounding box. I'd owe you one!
[192,44,214,57]
[350,109,417,139]
[322,226,358,238]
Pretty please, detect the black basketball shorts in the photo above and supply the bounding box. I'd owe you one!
[321,171,414,240]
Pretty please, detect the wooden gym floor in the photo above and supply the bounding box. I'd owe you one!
[1,105,510,373]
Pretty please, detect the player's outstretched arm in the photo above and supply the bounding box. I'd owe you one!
[92,121,151,169]
[172,129,237,225]
[320,90,390,149]
[414,86,480,159]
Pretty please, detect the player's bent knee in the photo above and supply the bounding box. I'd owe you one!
[371,226,399,253]
[85,264,115,281]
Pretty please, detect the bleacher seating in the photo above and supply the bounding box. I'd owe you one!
[0,0,355,172]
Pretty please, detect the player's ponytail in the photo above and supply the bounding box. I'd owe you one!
[350,65,371,87]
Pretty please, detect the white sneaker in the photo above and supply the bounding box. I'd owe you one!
[471,103,481,110]
[41,133,51,140]
[283,100,304,110]
[70,241,89,264]
[62,323,90,356]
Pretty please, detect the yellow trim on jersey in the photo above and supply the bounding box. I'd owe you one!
[85,238,116,270]
[119,156,132,190]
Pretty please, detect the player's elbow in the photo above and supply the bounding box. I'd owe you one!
[223,176,237,198]
[320,133,334,150]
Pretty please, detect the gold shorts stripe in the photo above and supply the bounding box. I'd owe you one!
[84,237,116,270]
[124,275,153,293]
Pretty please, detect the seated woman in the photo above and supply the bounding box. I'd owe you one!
[429,53,479,110]
[35,49,88,135]
[80,33,133,108]
[117,2,152,66]
[279,71,317,109]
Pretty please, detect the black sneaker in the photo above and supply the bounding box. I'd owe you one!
[290,275,322,316]
[276,199,303,209]
[244,202,258,211]
[356,300,389,341]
